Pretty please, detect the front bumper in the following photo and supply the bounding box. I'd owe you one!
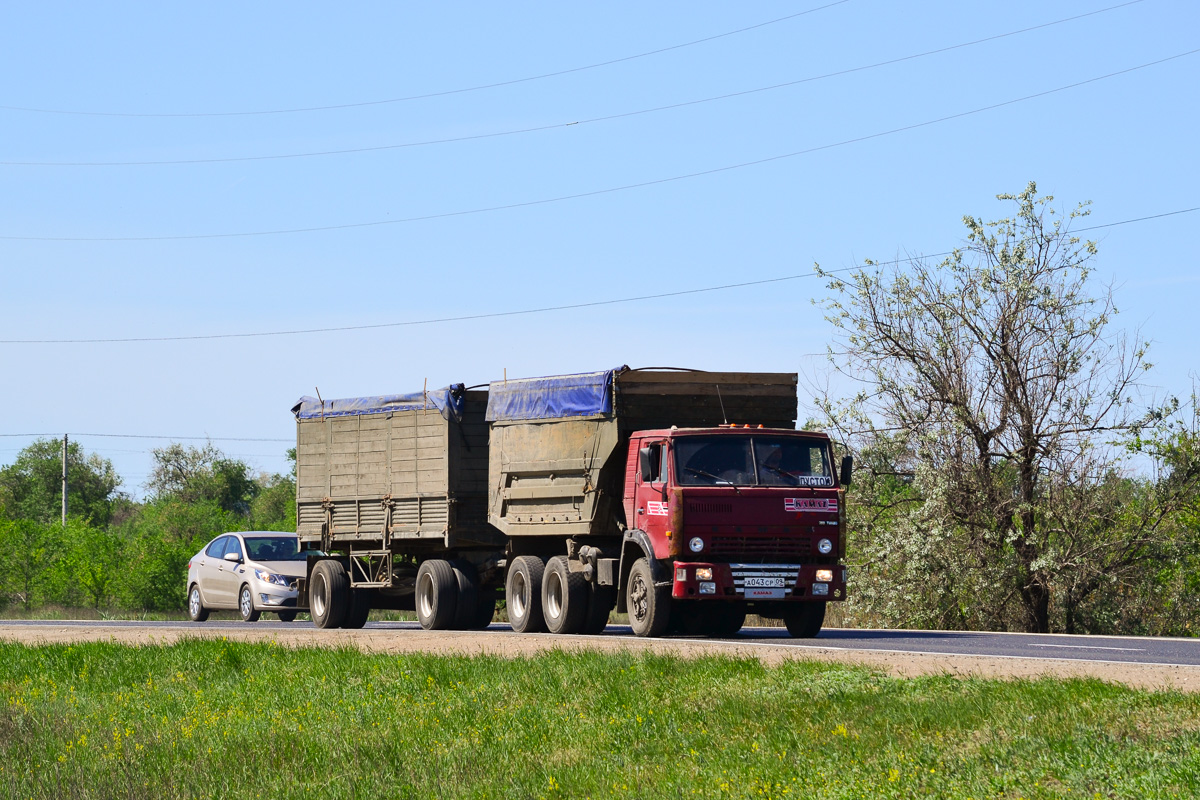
[671,562,846,601]
[252,575,307,610]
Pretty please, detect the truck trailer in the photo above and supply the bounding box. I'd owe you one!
[292,367,850,637]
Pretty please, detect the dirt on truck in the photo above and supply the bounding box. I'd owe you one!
[292,367,851,637]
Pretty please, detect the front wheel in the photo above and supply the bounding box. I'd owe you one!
[626,558,670,637]
[784,601,826,638]
[239,585,261,622]
[187,584,209,622]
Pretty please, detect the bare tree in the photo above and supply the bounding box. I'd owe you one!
[816,183,1198,633]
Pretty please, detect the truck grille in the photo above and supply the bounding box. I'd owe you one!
[709,535,811,561]
[687,501,733,514]
[730,564,802,596]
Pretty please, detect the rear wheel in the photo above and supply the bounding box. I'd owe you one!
[626,558,670,637]
[238,584,261,623]
[582,584,615,634]
[187,584,209,622]
[505,555,546,633]
[415,559,457,630]
[342,589,371,629]
[784,601,826,638]
[542,556,587,635]
[310,559,350,629]
[451,560,480,630]
[472,589,498,629]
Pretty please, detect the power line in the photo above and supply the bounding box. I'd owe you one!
[4,47,1193,244]
[0,1,851,119]
[1,206,1193,346]
[0,432,291,442]
[0,1,1144,168]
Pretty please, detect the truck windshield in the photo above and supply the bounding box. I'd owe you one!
[674,436,833,487]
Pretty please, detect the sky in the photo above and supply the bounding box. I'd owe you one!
[1,1,1197,497]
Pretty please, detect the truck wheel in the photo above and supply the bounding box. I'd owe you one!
[239,584,261,622]
[277,610,297,623]
[784,601,826,638]
[416,560,458,630]
[310,559,350,629]
[627,558,670,637]
[472,589,498,629]
[187,584,209,622]
[343,589,371,629]
[706,604,747,637]
[451,560,480,630]
[582,584,615,634]
[542,556,587,635]
[505,555,546,633]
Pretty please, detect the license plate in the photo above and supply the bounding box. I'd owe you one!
[744,577,785,588]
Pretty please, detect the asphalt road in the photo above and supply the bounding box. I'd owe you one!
[3,619,1198,667]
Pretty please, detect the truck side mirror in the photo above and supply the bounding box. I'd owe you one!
[840,455,853,487]
[639,447,653,482]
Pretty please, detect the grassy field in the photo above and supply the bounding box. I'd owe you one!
[1,641,1198,799]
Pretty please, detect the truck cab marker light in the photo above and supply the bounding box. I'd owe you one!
[675,568,688,582]
[817,538,833,554]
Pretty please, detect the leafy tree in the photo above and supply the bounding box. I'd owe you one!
[146,442,257,514]
[0,519,59,611]
[818,183,1200,633]
[0,438,122,525]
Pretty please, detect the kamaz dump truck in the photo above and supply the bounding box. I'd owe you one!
[293,367,850,637]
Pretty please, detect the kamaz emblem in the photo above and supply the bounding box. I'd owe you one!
[784,498,838,513]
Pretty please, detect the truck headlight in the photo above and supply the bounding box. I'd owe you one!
[817,538,833,555]
[688,537,705,553]
[699,582,716,594]
[695,567,713,581]
[815,569,833,582]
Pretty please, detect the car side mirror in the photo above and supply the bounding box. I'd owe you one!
[224,552,241,563]
[638,447,653,482]
[840,455,853,487]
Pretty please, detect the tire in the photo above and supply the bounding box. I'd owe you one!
[415,559,458,630]
[187,584,210,622]
[238,584,261,622]
[343,589,371,629]
[705,604,747,637]
[582,584,615,634]
[626,557,670,637]
[310,559,350,629]
[505,555,546,633]
[542,556,587,635]
[471,588,498,630]
[784,601,827,638]
[451,560,480,630]
[277,610,297,623]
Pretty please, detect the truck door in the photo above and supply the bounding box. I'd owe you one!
[634,440,671,553]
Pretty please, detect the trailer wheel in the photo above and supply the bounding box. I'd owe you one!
[542,556,587,635]
[627,558,670,637]
[582,584,615,634]
[415,559,458,630]
[505,555,546,633]
[471,589,498,629]
[784,601,826,638]
[187,584,209,622]
[310,559,350,629]
[343,589,371,629]
[451,560,480,630]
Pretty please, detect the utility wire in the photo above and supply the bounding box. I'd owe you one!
[1,206,1193,346]
[3,47,1194,244]
[0,432,291,442]
[0,1,851,118]
[0,1,1144,168]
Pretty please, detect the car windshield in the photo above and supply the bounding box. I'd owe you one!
[244,537,308,561]
[674,436,833,487]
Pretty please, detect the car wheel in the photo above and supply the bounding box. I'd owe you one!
[505,555,546,633]
[343,589,371,629]
[415,559,457,630]
[310,559,350,629]
[784,601,826,638]
[187,584,210,622]
[239,584,261,622]
[277,610,297,623]
[581,583,615,634]
[542,556,587,635]
[626,557,670,637]
[450,560,480,630]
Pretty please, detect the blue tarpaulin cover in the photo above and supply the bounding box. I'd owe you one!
[292,384,466,423]
[485,370,616,422]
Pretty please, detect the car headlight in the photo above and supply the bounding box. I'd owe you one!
[817,538,833,555]
[688,537,705,553]
[254,569,291,587]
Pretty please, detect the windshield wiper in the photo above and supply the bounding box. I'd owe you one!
[684,466,741,494]
[760,464,800,485]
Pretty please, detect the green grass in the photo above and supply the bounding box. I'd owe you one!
[1,641,1198,799]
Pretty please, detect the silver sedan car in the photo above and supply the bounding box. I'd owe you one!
[186,531,311,622]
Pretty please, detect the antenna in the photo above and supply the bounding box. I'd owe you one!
[715,384,728,425]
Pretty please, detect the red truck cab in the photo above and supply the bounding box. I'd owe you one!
[620,426,849,637]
